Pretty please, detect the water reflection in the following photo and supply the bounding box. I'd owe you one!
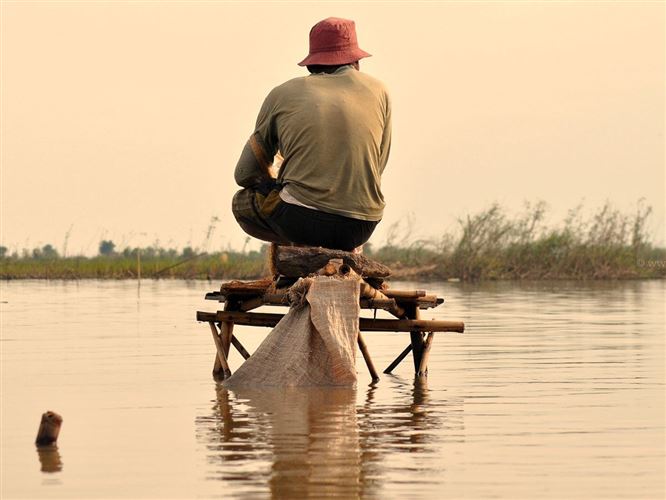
[36,444,62,473]
[196,377,464,497]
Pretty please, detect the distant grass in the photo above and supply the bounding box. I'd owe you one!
[0,250,269,280]
[1,202,665,281]
[367,201,666,280]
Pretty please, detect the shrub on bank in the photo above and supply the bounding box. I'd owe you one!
[1,202,664,281]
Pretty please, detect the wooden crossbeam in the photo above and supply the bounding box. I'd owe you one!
[198,276,464,380]
[197,310,464,333]
[383,344,412,374]
[204,290,444,310]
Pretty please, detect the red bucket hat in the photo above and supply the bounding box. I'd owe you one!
[298,17,372,67]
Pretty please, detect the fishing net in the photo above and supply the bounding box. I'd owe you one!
[223,275,360,387]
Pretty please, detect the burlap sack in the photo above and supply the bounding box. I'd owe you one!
[223,275,360,387]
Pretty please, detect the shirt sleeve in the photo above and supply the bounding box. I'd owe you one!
[253,88,280,160]
[233,89,280,187]
[233,139,263,188]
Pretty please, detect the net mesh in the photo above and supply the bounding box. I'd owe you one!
[223,275,360,387]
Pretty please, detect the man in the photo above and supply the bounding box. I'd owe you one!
[232,17,391,252]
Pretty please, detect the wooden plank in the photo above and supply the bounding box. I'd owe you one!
[197,310,464,333]
[205,291,223,301]
[239,296,264,312]
[219,279,273,296]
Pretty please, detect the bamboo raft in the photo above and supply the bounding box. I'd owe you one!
[196,247,465,383]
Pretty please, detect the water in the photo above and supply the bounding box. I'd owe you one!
[1,279,664,499]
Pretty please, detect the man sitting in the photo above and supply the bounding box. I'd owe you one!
[232,17,392,252]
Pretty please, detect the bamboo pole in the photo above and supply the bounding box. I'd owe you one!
[357,333,379,382]
[418,332,435,376]
[220,321,233,358]
[359,281,405,318]
[383,344,412,374]
[206,290,443,310]
[215,334,250,366]
[197,311,464,333]
[208,322,231,379]
[408,306,426,374]
[231,335,251,360]
[221,302,236,357]
[383,290,426,299]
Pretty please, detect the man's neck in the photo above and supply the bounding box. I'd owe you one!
[307,63,357,75]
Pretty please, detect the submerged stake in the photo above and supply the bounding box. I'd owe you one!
[35,411,63,446]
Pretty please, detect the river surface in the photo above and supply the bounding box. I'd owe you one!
[1,279,664,499]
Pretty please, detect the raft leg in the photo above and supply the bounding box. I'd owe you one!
[209,322,231,379]
[383,344,412,374]
[214,330,249,371]
[357,332,379,383]
[408,306,426,375]
[231,335,251,360]
[220,302,236,358]
[220,320,233,359]
[417,332,434,376]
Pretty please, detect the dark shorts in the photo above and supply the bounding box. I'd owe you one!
[232,187,379,251]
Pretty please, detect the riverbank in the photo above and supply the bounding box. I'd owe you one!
[2,203,664,281]
[1,249,664,281]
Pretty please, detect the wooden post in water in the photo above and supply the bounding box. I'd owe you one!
[357,332,379,382]
[209,322,232,379]
[417,332,435,376]
[212,301,237,379]
[220,320,233,359]
[407,305,426,375]
[35,411,63,446]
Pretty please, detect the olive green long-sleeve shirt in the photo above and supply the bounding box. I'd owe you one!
[235,65,391,221]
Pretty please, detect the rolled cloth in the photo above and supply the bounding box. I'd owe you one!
[223,275,360,387]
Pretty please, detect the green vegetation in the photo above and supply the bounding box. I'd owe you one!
[0,245,269,280]
[369,201,665,280]
[1,202,665,281]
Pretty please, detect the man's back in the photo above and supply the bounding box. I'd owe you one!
[232,17,391,251]
[255,65,391,222]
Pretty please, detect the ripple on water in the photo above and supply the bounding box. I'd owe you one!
[0,279,664,498]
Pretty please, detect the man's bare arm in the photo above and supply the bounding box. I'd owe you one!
[234,133,274,187]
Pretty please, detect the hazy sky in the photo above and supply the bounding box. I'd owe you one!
[1,1,664,255]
